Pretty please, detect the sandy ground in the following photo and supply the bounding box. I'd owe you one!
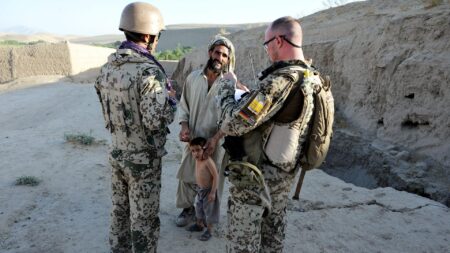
[1,80,449,253]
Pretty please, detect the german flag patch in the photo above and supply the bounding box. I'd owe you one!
[238,92,270,126]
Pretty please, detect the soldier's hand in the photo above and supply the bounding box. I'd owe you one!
[168,87,176,98]
[236,81,249,92]
[202,137,217,159]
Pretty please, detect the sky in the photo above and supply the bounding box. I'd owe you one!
[0,0,360,36]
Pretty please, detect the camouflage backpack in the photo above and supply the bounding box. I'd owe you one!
[263,61,335,171]
[300,69,334,170]
[256,61,334,172]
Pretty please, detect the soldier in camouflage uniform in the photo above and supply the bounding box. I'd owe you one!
[94,3,176,253]
[217,17,322,252]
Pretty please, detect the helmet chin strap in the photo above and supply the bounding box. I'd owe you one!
[146,42,153,52]
[146,35,157,52]
[146,42,155,52]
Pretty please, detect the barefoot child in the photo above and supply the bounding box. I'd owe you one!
[186,137,220,241]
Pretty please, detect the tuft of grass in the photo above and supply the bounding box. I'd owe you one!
[15,176,40,186]
[64,132,95,145]
[425,0,443,8]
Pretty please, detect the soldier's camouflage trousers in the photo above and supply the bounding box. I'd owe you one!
[226,166,296,253]
[109,155,162,253]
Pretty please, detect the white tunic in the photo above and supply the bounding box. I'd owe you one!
[177,69,226,183]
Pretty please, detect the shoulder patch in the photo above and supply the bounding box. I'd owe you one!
[238,92,271,126]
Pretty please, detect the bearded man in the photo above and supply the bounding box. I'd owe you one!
[175,36,239,227]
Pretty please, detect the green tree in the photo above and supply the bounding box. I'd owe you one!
[155,45,193,60]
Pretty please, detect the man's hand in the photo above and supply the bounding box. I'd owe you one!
[179,122,190,142]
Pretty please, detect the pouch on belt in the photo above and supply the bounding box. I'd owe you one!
[225,161,272,212]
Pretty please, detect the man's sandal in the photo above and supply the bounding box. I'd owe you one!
[198,230,212,241]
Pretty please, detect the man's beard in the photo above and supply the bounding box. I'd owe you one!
[206,58,228,74]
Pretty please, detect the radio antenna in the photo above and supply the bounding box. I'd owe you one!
[248,52,258,87]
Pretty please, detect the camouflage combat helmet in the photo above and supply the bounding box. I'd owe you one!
[119,2,165,35]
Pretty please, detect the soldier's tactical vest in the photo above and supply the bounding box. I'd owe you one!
[264,66,321,172]
[245,62,317,173]
[97,63,167,156]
